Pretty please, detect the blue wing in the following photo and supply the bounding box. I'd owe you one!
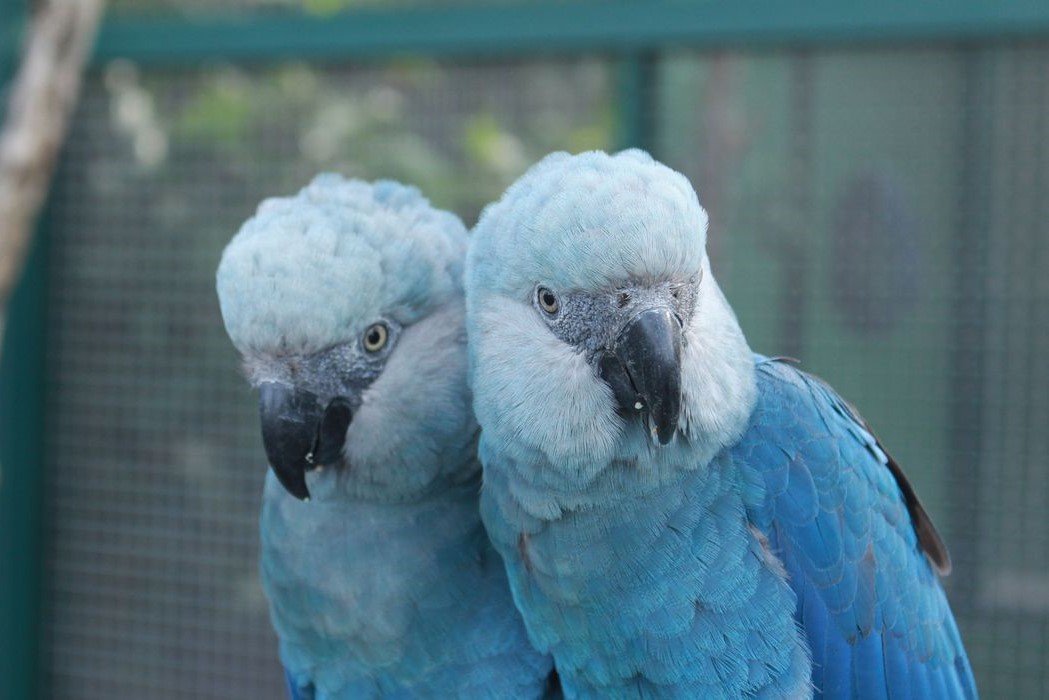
[735,357,977,699]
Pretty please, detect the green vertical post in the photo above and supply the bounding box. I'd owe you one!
[0,236,48,700]
[1,1,48,698]
[947,49,992,610]
[616,51,658,152]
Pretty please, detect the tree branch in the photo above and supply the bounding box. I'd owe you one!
[0,0,104,346]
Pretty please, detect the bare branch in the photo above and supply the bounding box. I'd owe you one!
[0,0,105,344]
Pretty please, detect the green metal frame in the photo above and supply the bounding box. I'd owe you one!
[948,49,994,611]
[93,0,1049,65]
[615,54,657,151]
[0,231,48,700]
[2,1,1047,698]
[1,5,46,700]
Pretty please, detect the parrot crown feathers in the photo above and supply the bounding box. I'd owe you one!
[217,174,467,357]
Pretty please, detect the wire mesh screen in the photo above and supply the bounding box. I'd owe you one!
[38,42,1048,700]
[654,44,1049,697]
[966,45,1049,697]
[39,58,613,699]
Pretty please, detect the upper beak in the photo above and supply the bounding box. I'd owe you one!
[602,307,683,445]
[258,382,352,500]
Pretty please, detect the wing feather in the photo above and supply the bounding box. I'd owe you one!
[736,357,976,698]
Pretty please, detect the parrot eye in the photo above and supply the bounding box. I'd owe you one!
[536,287,560,315]
[363,323,389,353]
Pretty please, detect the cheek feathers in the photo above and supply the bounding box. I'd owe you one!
[344,303,475,495]
[678,278,757,453]
[472,298,622,473]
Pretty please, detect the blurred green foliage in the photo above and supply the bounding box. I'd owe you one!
[110,59,612,217]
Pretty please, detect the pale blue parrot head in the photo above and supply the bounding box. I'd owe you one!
[217,174,476,502]
[466,150,756,481]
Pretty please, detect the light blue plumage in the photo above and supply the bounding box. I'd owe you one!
[465,150,976,698]
[216,175,553,699]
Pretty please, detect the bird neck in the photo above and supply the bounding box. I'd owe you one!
[263,471,490,589]
[260,474,506,684]
[484,452,808,696]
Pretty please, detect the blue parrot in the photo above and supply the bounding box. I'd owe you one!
[465,150,976,698]
[216,175,554,699]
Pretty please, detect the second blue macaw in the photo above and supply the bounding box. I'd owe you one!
[217,175,553,699]
[465,150,976,698]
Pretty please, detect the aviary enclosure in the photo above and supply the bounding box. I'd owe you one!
[1,1,1047,697]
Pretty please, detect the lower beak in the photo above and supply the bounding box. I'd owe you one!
[602,307,683,445]
[258,383,352,500]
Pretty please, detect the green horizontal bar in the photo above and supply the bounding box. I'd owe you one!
[94,0,1049,65]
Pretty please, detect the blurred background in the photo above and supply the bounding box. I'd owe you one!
[1,1,1047,698]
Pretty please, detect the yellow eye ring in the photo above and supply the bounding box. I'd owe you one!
[363,323,389,352]
[537,287,559,315]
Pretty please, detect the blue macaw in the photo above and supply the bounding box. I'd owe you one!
[216,175,553,699]
[465,150,976,698]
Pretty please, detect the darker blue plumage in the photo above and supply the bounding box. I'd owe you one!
[735,357,976,699]
[286,670,314,700]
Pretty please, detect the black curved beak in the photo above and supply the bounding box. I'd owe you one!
[600,307,683,445]
[258,383,353,500]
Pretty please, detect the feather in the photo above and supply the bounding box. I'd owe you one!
[742,359,976,698]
